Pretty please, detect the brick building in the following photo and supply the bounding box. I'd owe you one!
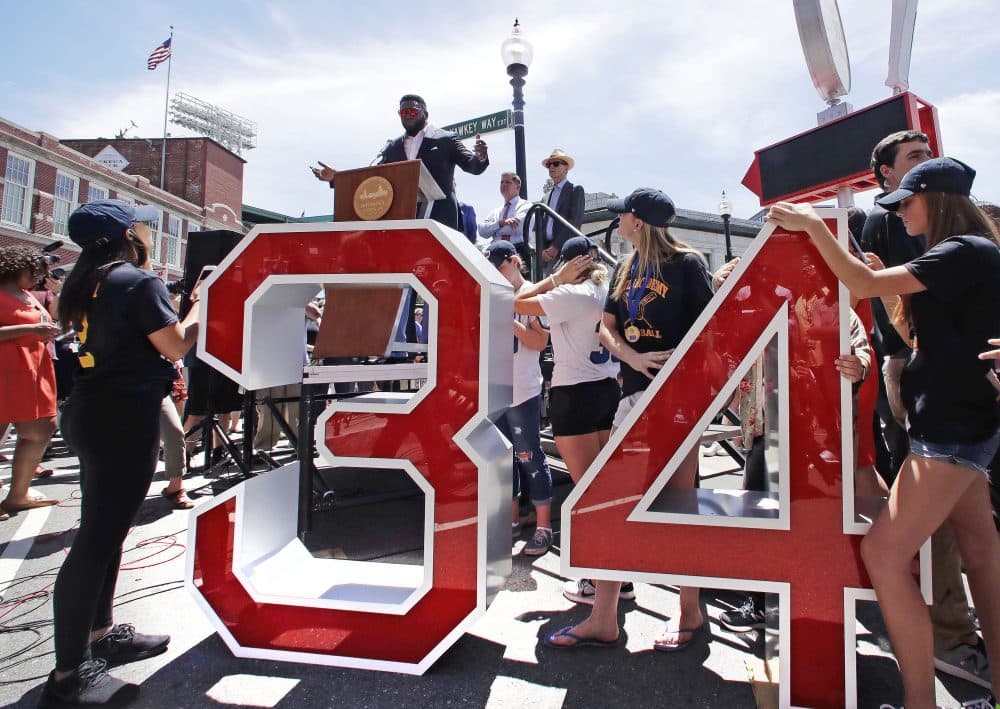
[62,136,246,231]
[0,116,245,278]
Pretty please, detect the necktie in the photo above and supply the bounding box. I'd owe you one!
[500,201,511,240]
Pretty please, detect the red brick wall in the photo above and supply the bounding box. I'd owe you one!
[33,162,57,236]
[204,141,244,221]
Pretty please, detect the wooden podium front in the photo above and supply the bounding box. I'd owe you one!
[332,160,443,222]
[313,160,441,359]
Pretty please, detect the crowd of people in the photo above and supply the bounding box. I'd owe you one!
[0,100,997,708]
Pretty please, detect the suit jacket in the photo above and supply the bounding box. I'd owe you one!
[379,126,489,231]
[543,180,585,253]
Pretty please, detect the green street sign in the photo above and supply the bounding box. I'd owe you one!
[442,110,513,139]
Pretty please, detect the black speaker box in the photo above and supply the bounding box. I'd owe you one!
[180,229,243,316]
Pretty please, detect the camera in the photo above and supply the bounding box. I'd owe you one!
[33,243,66,291]
[41,240,63,266]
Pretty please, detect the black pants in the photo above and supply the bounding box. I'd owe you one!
[53,383,165,670]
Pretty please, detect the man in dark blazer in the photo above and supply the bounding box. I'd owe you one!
[313,94,489,232]
[539,148,585,274]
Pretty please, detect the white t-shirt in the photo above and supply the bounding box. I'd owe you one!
[536,279,619,388]
[513,282,545,406]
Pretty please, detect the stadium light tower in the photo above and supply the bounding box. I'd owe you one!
[169,92,258,155]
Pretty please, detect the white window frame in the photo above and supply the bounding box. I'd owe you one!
[1,152,36,229]
[140,206,162,264]
[87,183,108,203]
[52,172,79,237]
[164,214,182,267]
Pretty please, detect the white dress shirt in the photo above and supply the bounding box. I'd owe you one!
[477,196,531,243]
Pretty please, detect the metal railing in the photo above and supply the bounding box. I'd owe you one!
[521,202,617,281]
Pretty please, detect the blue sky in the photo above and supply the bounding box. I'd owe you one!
[5,0,999,223]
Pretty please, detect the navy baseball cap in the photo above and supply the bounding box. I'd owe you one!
[483,240,517,267]
[68,200,160,249]
[606,188,676,227]
[558,236,598,263]
[877,157,976,211]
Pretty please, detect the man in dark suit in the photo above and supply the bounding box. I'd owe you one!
[312,94,489,232]
[539,148,585,274]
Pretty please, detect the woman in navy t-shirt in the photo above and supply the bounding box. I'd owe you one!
[768,158,1000,709]
[40,201,201,707]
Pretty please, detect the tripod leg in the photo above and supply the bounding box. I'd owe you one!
[297,383,316,540]
[210,420,253,479]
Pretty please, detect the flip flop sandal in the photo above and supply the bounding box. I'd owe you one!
[34,466,54,478]
[653,624,706,652]
[161,489,195,510]
[544,625,620,649]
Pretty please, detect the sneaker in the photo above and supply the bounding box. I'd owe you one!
[524,528,553,556]
[960,696,996,709]
[934,639,991,689]
[562,579,636,605]
[719,596,766,632]
[38,658,139,707]
[90,624,169,667]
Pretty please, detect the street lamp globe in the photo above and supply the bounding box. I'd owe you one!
[718,190,733,219]
[501,18,533,70]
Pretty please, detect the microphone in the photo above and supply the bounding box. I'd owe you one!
[371,139,392,166]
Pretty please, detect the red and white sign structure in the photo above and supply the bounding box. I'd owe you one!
[186,213,927,706]
[186,220,513,674]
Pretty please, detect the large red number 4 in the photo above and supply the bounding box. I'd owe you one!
[564,213,926,708]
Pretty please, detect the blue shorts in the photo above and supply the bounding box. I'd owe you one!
[909,429,1000,478]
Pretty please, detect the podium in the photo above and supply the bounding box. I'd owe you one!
[332,159,444,222]
[314,160,444,360]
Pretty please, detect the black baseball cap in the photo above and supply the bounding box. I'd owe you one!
[605,188,676,227]
[484,240,517,267]
[68,200,160,249]
[877,157,976,211]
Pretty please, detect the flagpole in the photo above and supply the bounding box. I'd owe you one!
[159,26,174,190]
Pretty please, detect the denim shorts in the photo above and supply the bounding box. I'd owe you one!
[909,429,1000,478]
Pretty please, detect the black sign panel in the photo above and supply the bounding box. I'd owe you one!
[759,95,910,202]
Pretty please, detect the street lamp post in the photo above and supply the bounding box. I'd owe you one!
[719,190,734,262]
[501,19,533,200]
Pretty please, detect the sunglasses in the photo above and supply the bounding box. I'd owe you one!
[398,107,422,119]
[546,161,566,168]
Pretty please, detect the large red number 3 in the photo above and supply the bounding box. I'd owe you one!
[186,221,512,674]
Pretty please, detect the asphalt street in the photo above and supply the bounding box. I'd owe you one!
[0,431,989,708]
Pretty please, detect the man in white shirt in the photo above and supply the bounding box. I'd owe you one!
[478,172,532,263]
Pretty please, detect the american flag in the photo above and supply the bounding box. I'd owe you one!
[147,38,172,70]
